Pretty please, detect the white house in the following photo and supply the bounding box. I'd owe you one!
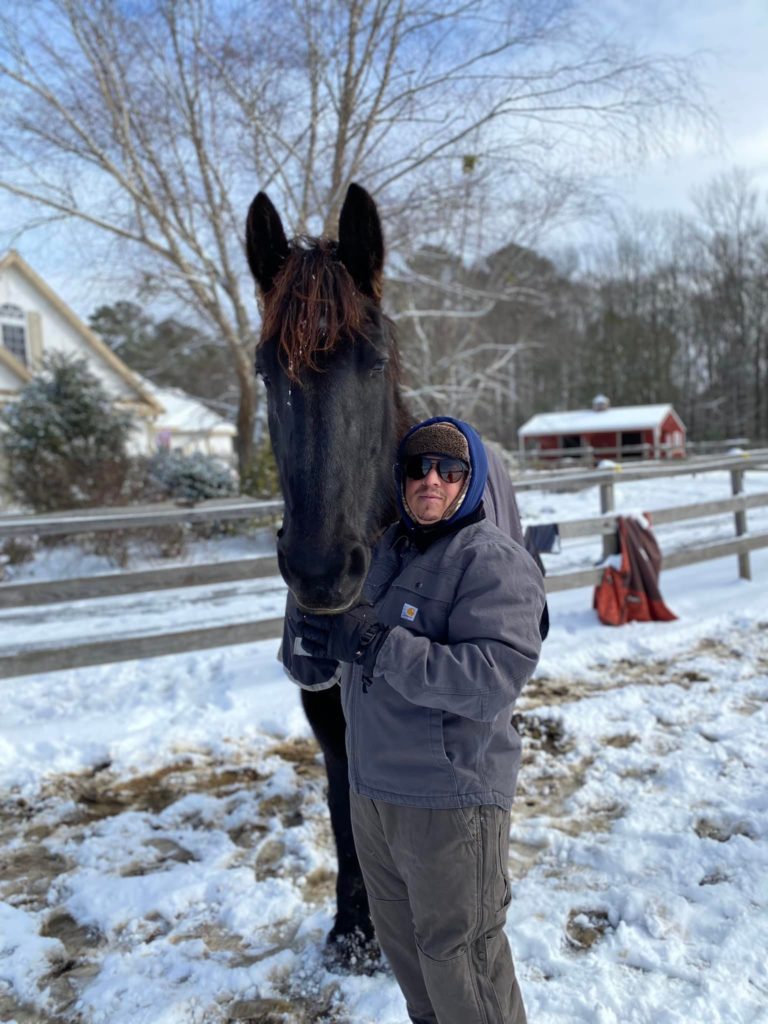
[139,379,236,461]
[0,250,236,482]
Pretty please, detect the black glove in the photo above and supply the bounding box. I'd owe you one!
[300,604,390,675]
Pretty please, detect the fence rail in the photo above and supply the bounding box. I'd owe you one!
[2,451,768,679]
[0,497,283,539]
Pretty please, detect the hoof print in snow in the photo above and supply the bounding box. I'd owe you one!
[603,732,638,748]
[565,908,612,951]
[255,837,287,877]
[42,909,102,951]
[699,869,730,886]
[694,817,755,842]
[512,712,570,754]
[121,837,196,876]
[227,996,293,1022]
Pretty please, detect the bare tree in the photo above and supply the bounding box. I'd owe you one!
[0,0,710,469]
[687,170,768,440]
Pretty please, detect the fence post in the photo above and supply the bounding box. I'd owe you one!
[600,478,617,559]
[730,467,751,580]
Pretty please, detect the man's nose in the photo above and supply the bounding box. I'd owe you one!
[424,465,442,483]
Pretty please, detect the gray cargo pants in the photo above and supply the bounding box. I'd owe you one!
[350,792,527,1024]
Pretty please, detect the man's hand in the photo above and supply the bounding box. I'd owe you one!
[300,604,390,675]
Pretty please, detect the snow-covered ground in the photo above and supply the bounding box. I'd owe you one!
[1,467,767,1023]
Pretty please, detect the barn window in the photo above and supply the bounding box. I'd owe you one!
[0,303,27,365]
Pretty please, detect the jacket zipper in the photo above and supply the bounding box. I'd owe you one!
[350,663,360,784]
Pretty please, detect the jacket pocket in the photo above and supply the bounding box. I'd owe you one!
[385,569,456,639]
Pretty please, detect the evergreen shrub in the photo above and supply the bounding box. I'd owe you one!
[0,353,134,512]
[145,448,238,502]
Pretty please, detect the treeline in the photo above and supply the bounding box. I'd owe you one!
[88,303,235,413]
[91,170,767,453]
[390,170,768,449]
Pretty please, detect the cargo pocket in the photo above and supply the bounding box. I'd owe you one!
[497,812,511,910]
[454,804,479,844]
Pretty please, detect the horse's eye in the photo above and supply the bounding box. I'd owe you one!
[370,358,388,375]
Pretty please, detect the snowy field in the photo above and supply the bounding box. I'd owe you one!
[1,467,767,1024]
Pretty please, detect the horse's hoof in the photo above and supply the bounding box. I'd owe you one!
[323,926,385,975]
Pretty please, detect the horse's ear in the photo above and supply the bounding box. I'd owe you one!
[246,192,290,294]
[338,183,384,300]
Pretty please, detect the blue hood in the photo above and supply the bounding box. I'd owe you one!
[395,416,488,532]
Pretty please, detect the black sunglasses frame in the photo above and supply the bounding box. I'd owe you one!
[403,455,469,484]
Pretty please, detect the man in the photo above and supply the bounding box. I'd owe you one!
[296,416,545,1024]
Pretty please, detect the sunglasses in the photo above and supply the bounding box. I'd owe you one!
[403,455,469,484]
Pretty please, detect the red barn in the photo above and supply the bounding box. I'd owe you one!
[518,396,686,463]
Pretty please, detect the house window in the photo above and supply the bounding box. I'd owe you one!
[0,303,27,365]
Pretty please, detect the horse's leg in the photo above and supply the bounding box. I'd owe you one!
[300,687,375,951]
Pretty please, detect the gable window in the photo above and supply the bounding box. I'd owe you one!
[0,303,27,365]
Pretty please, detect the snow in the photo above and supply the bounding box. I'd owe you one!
[139,378,236,436]
[1,468,767,1022]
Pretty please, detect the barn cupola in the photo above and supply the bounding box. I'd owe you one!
[592,393,610,412]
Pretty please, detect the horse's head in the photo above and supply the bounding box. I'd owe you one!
[246,184,408,613]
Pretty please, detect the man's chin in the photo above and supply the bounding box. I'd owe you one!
[414,511,442,525]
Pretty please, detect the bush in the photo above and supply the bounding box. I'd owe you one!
[144,448,238,503]
[0,534,37,567]
[0,353,134,512]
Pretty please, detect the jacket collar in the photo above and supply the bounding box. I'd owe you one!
[395,502,486,552]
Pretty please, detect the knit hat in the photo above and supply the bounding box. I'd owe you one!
[402,422,469,463]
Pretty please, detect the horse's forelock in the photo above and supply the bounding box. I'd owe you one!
[260,238,371,381]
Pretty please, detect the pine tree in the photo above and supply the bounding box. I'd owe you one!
[1,353,135,511]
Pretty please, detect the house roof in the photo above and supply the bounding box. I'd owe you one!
[0,344,33,385]
[0,250,163,415]
[519,404,681,437]
[141,379,236,436]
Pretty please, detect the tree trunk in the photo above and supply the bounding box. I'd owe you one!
[233,350,257,480]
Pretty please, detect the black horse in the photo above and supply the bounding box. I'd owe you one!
[245,183,524,966]
[246,183,408,963]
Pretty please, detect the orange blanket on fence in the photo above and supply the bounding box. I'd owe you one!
[594,516,677,626]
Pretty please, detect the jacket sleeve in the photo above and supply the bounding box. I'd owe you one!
[278,592,342,691]
[374,540,544,721]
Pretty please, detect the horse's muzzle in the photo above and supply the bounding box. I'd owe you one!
[277,535,370,613]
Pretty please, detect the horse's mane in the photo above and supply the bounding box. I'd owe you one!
[260,238,371,381]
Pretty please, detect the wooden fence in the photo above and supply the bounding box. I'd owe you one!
[1,451,767,678]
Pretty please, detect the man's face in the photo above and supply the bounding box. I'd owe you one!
[404,454,468,525]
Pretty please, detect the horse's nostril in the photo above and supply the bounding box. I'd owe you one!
[348,543,368,581]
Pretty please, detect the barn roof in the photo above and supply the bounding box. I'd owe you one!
[519,404,680,437]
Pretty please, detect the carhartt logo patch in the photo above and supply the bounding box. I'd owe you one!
[401,603,418,622]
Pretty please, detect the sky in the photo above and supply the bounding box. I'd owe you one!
[595,0,768,215]
[1,0,768,318]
